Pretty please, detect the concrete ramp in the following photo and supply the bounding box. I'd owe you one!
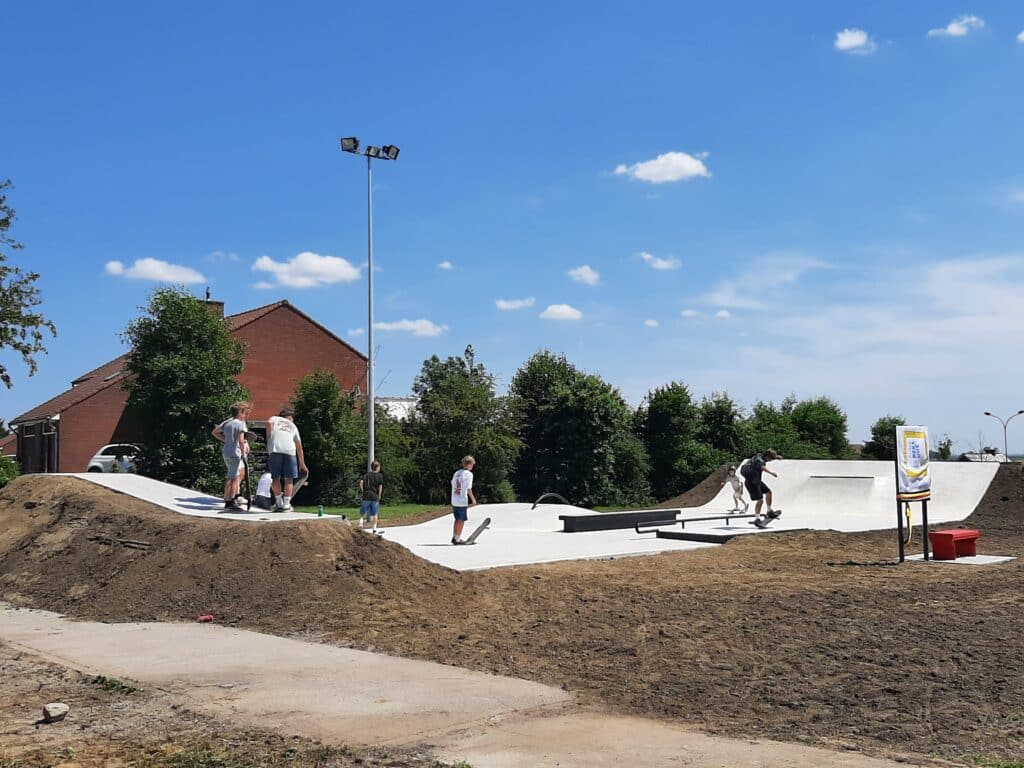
[662,460,998,539]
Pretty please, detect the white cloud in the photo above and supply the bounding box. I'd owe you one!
[252,251,360,288]
[105,258,206,284]
[1018,30,1024,43]
[644,319,659,328]
[928,15,984,38]
[639,251,681,270]
[539,304,583,321]
[496,297,536,311]
[437,261,454,270]
[568,265,600,286]
[834,28,877,54]
[373,319,448,337]
[613,151,710,184]
[715,309,732,319]
[702,252,830,310]
[252,281,275,290]
[348,328,364,337]
[681,309,699,318]
[208,250,239,263]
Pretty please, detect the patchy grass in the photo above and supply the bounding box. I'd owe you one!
[973,759,1024,768]
[294,503,440,522]
[88,675,138,694]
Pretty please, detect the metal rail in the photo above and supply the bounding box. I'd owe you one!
[532,492,572,510]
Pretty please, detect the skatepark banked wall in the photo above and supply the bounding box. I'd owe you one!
[654,459,999,536]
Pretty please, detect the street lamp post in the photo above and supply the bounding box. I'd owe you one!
[340,138,400,469]
[983,410,1024,463]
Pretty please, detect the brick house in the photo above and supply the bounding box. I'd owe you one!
[10,300,367,473]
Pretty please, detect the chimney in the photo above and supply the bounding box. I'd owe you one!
[202,289,225,317]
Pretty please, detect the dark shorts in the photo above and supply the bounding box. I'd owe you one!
[253,495,274,510]
[745,479,770,501]
[360,500,380,518]
[269,452,298,480]
[452,506,469,521]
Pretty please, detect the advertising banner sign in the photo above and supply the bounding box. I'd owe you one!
[896,425,931,500]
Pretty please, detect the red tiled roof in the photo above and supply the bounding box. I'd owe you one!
[0,433,15,455]
[11,300,355,425]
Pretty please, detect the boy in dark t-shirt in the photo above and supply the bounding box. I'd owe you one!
[358,461,384,533]
[742,449,781,525]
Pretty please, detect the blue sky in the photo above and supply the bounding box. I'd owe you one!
[3,2,1024,452]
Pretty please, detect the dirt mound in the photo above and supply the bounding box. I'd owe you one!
[2,468,1022,761]
[657,464,730,508]
[0,475,460,627]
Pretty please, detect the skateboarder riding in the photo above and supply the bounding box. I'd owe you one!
[741,449,781,527]
[724,466,748,513]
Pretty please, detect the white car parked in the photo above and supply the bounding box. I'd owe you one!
[86,444,139,473]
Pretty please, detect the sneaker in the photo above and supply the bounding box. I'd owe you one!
[767,509,781,520]
[451,537,465,545]
[280,503,294,512]
[752,517,770,529]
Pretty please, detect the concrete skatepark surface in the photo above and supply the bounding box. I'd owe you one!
[71,460,1001,572]
[70,471,325,522]
[0,605,915,768]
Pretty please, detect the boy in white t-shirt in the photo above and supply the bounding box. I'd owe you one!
[724,466,748,513]
[450,455,477,545]
[253,469,274,510]
[265,407,307,512]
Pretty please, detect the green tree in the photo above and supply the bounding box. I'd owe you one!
[0,454,18,488]
[122,288,248,492]
[789,396,849,457]
[743,400,829,459]
[289,369,418,505]
[408,345,520,503]
[637,382,702,500]
[0,180,56,388]
[696,391,746,454]
[863,414,905,460]
[289,369,364,505]
[936,434,954,461]
[511,352,649,506]
[0,418,11,437]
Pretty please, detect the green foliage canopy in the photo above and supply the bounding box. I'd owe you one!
[121,288,248,492]
[407,345,520,503]
[863,414,906,460]
[511,351,649,506]
[0,180,56,388]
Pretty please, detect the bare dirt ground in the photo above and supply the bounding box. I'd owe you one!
[1,466,1022,765]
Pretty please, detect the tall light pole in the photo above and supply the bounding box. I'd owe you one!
[340,138,400,469]
[983,410,1024,463]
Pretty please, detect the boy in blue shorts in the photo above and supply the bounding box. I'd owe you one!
[358,460,384,533]
[450,455,477,544]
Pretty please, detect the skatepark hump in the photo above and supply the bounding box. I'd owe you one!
[65,460,1000,572]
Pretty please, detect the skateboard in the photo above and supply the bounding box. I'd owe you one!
[750,509,782,529]
[240,430,265,511]
[461,517,491,545]
[291,467,310,499]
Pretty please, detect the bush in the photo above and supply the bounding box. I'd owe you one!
[0,455,18,488]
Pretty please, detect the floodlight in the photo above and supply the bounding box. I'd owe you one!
[340,137,360,153]
[366,145,382,158]
[382,144,400,161]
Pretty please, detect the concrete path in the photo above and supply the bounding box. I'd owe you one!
[0,605,920,767]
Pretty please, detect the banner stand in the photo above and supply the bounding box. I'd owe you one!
[895,426,932,563]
